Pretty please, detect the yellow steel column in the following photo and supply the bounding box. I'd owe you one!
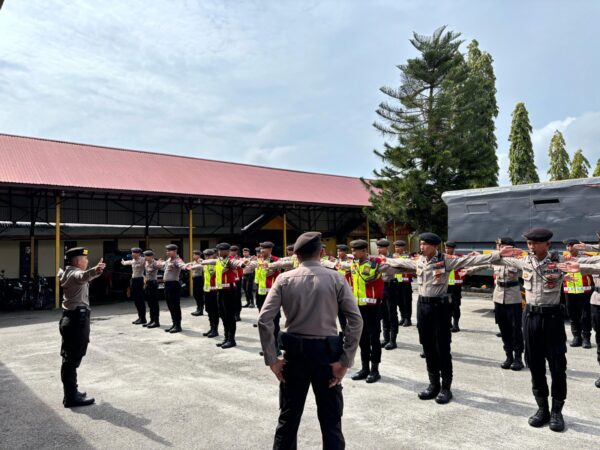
[188,206,193,296]
[55,195,61,309]
[283,212,287,251]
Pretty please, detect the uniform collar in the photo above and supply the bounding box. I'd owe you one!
[301,260,321,267]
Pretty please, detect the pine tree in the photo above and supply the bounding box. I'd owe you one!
[508,102,539,184]
[593,158,600,177]
[547,130,570,181]
[449,40,499,187]
[367,26,465,235]
[570,149,591,178]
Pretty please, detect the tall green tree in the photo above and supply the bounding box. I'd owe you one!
[570,149,590,178]
[547,130,570,181]
[508,102,539,184]
[367,26,465,235]
[449,40,499,187]
[593,158,600,177]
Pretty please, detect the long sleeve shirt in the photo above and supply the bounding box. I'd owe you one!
[144,259,161,282]
[383,252,502,298]
[463,264,522,305]
[157,256,187,282]
[258,260,363,368]
[188,258,204,278]
[121,256,145,278]
[578,264,600,306]
[58,265,102,310]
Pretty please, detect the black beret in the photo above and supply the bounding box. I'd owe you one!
[143,250,154,257]
[230,245,239,251]
[394,240,407,247]
[563,239,579,247]
[376,239,390,247]
[216,242,231,251]
[242,248,250,252]
[523,228,553,242]
[131,247,142,254]
[260,241,274,249]
[203,249,216,256]
[336,244,349,252]
[65,247,88,261]
[445,241,457,248]
[255,247,262,252]
[192,249,202,255]
[350,239,368,250]
[419,233,442,245]
[496,237,515,246]
[166,244,178,251]
[286,245,294,251]
[293,232,322,253]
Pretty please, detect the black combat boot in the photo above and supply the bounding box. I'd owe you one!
[64,393,95,408]
[366,363,381,383]
[164,324,175,333]
[418,373,440,400]
[132,318,146,325]
[511,352,524,371]
[435,379,453,404]
[385,333,397,350]
[549,399,565,432]
[221,331,237,349]
[191,309,203,316]
[420,351,426,358]
[146,321,160,329]
[403,319,412,327]
[235,315,241,322]
[595,376,600,388]
[500,351,514,369]
[496,332,502,337]
[451,319,460,333]
[399,317,406,326]
[582,334,592,349]
[352,363,370,381]
[169,323,182,333]
[206,328,219,338]
[570,335,582,347]
[381,330,390,347]
[217,332,229,347]
[528,397,550,427]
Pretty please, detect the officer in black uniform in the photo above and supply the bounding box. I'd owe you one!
[377,239,399,350]
[190,249,204,317]
[58,247,105,408]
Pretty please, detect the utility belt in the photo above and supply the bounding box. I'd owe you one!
[594,287,600,294]
[146,279,158,285]
[498,281,519,288]
[526,304,564,315]
[62,306,90,320]
[418,295,450,304]
[278,332,342,361]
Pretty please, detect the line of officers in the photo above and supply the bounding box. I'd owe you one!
[58,228,600,435]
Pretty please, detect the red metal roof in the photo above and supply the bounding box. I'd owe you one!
[0,134,371,207]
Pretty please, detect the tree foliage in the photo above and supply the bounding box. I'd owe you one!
[508,102,539,184]
[570,149,590,179]
[547,130,570,181]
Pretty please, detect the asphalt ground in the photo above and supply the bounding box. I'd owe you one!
[0,292,599,449]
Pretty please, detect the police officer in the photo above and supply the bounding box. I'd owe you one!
[202,248,219,338]
[384,232,517,404]
[499,228,600,431]
[335,244,352,334]
[377,239,399,350]
[58,247,105,407]
[563,239,593,348]
[230,245,244,321]
[156,244,187,333]
[444,242,464,332]
[143,250,161,328]
[463,237,524,370]
[241,247,256,308]
[121,248,146,325]
[393,240,414,327]
[190,249,204,317]
[257,232,363,450]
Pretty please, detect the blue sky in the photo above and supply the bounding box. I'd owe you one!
[1,0,599,185]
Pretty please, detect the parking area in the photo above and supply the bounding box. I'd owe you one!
[0,294,599,449]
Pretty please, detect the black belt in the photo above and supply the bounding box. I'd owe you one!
[498,281,519,288]
[527,304,562,315]
[62,306,90,317]
[418,295,450,304]
[594,287,600,293]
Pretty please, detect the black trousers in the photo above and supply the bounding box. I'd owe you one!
[59,307,90,399]
[192,276,204,313]
[566,292,592,338]
[591,304,600,366]
[218,289,237,337]
[205,290,219,331]
[358,304,382,366]
[257,293,281,349]
[397,282,413,322]
[495,302,523,354]
[417,299,452,381]
[523,306,567,400]
[235,279,243,315]
[243,273,255,304]
[131,277,146,320]
[164,280,182,326]
[274,336,344,450]
[145,280,160,323]
[448,285,462,325]
[381,282,399,335]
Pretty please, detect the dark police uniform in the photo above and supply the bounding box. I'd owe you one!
[445,242,463,332]
[385,232,501,404]
[157,244,187,333]
[121,247,146,325]
[258,232,363,450]
[498,228,600,431]
[190,250,205,316]
[377,239,400,350]
[143,250,161,328]
[242,247,256,308]
[58,247,103,408]
[393,240,414,327]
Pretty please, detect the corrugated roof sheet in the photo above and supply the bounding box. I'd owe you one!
[0,134,371,207]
